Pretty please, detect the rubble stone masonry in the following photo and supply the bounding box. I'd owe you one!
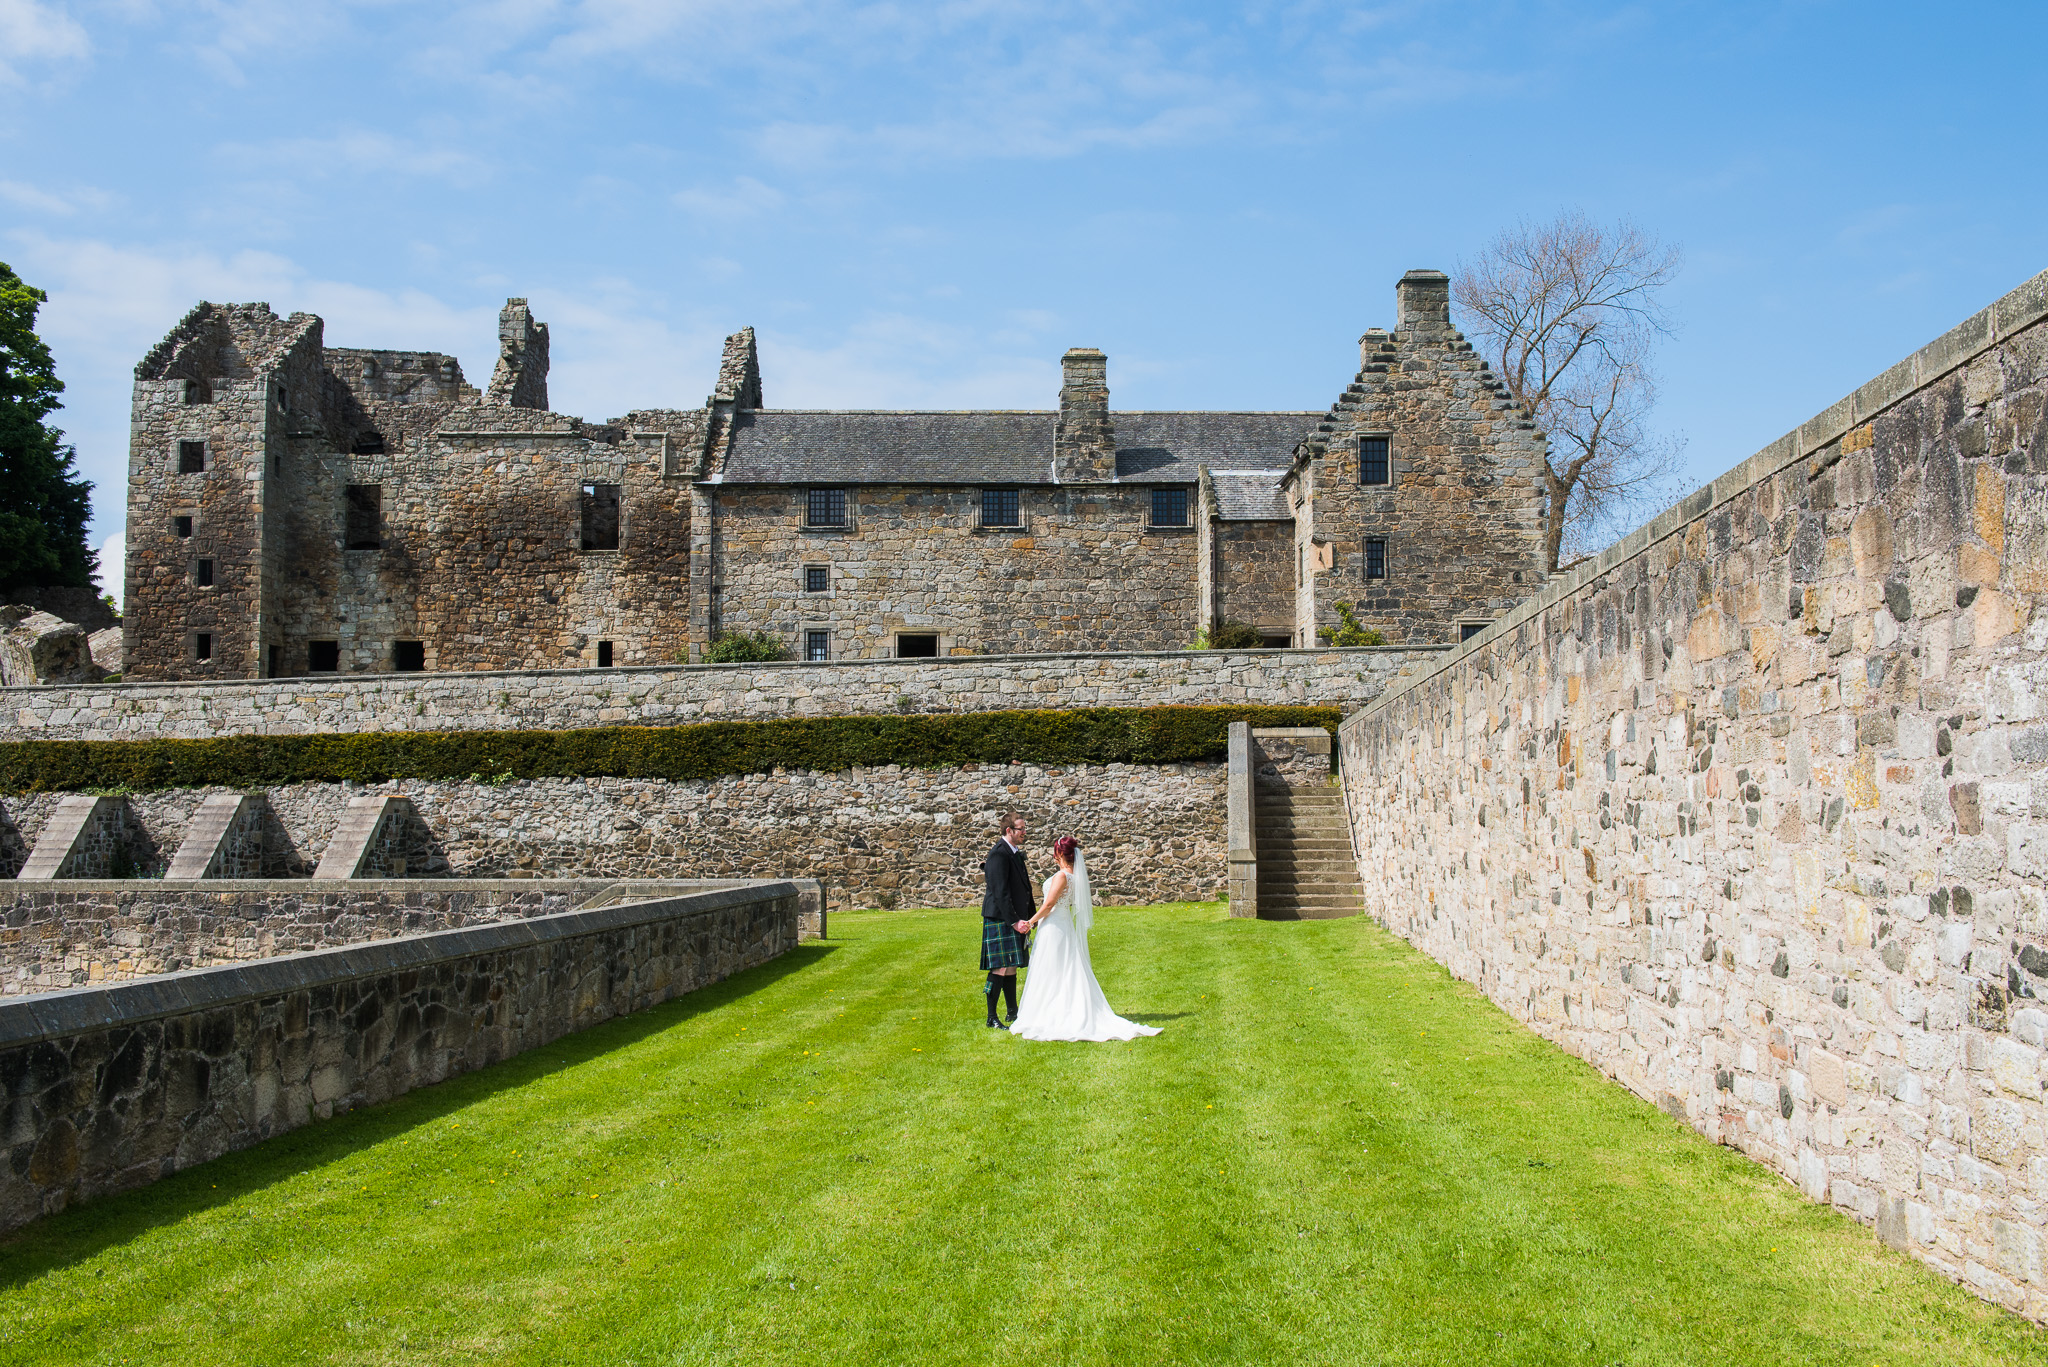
[1341,269,2048,1320]
[4,760,1232,913]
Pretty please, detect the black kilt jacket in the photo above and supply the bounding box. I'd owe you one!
[979,839,1033,970]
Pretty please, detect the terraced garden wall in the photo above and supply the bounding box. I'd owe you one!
[1340,269,2048,1320]
[0,881,802,1234]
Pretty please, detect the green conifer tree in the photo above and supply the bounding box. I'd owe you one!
[0,262,95,596]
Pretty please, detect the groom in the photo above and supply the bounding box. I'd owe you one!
[979,811,1034,1027]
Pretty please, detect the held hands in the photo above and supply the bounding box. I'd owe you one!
[1014,919,1032,934]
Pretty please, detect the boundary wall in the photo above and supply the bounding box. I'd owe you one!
[1341,269,2048,1320]
[0,647,1442,743]
[0,880,803,1234]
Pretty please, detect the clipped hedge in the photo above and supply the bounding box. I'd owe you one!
[0,705,1340,794]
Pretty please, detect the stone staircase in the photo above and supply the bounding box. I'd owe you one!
[1254,785,1363,920]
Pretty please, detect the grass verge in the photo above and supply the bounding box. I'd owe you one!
[0,904,2040,1365]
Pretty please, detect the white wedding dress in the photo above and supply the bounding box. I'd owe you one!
[1009,852,1161,1042]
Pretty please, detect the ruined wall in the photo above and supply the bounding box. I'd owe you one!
[1295,271,1550,646]
[709,483,1199,657]
[0,882,800,1234]
[1340,269,2048,1321]
[0,646,1443,742]
[1214,520,1295,638]
[124,303,311,681]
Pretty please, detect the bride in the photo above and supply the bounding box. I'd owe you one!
[1009,836,1162,1042]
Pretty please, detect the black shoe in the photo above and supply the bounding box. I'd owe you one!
[985,1018,1004,1028]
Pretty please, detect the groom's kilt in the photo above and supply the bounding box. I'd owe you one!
[980,918,1030,970]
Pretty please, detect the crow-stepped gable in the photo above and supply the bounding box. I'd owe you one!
[123,275,1549,681]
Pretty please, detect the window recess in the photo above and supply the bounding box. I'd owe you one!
[581,483,621,550]
[345,485,382,550]
[1365,538,1387,580]
[805,630,831,662]
[178,441,207,474]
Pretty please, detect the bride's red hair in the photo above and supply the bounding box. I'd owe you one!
[1053,836,1080,865]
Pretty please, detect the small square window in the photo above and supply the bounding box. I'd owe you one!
[803,565,830,593]
[807,488,846,527]
[183,379,211,404]
[345,485,382,550]
[308,640,340,672]
[581,483,621,550]
[981,489,1020,528]
[1365,539,1387,579]
[195,558,214,588]
[1150,487,1189,527]
[896,633,939,658]
[174,515,193,538]
[596,640,614,668]
[393,640,426,672]
[805,630,830,662]
[194,632,213,661]
[1460,622,1487,642]
[178,440,206,474]
[1360,436,1390,485]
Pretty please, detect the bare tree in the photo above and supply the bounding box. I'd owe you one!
[1454,212,1683,572]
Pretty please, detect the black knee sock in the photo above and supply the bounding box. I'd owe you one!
[1001,974,1019,1019]
[984,972,1002,1023]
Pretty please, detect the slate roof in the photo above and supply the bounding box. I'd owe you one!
[1211,471,1293,520]
[717,410,1317,508]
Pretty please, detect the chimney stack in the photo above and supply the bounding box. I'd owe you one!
[1055,347,1115,483]
[1395,269,1451,335]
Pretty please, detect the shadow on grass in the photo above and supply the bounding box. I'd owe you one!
[0,941,838,1286]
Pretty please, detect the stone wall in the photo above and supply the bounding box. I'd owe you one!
[1213,520,1295,639]
[709,482,1200,657]
[4,760,1231,911]
[0,878,819,996]
[0,880,599,994]
[1339,267,2048,1320]
[0,881,801,1233]
[1293,270,1551,646]
[0,646,1442,743]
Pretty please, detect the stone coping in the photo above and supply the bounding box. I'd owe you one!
[1345,264,2048,728]
[0,644,1448,701]
[0,877,621,897]
[0,879,800,1047]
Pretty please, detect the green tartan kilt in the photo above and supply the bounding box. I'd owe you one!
[980,917,1030,970]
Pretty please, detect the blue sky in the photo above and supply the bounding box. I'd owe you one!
[2,0,2043,595]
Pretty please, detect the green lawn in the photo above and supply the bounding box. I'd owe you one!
[2,903,2040,1366]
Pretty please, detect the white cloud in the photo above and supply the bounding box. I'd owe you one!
[214,129,495,187]
[0,0,91,82]
[96,531,123,609]
[760,313,1061,410]
[672,176,785,222]
[0,178,113,215]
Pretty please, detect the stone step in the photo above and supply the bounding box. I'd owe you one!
[1256,838,1353,851]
